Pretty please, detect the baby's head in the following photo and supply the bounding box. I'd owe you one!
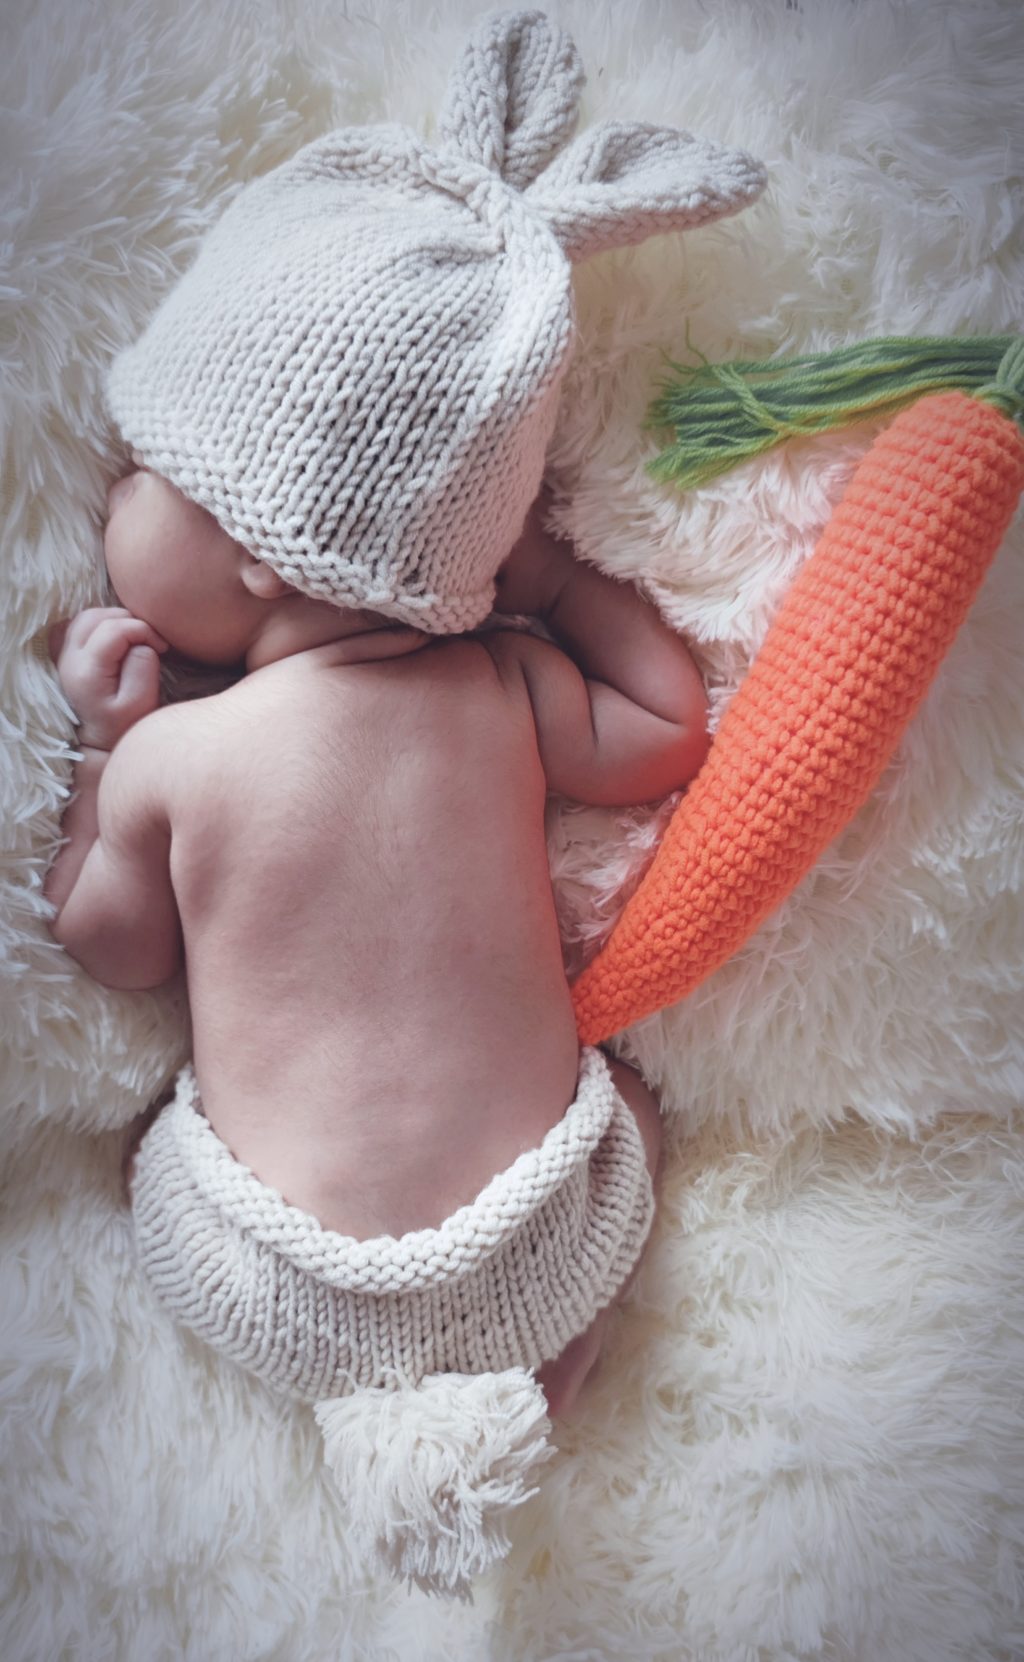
[101,11,764,663]
[104,466,397,667]
[104,467,286,663]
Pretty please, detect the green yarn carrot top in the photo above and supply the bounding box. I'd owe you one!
[646,334,1023,489]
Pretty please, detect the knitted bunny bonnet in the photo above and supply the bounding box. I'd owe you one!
[104,8,766,634]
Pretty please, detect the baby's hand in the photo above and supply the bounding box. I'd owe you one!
[49,607,168,751]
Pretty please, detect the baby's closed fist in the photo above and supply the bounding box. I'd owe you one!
[49,606,167,750]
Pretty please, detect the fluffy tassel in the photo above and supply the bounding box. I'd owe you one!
[314,1370,554,1599]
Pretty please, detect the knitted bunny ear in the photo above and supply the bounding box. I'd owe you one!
[315,1369,554,1599]
[525,119,768,263]
[439,9,584,189]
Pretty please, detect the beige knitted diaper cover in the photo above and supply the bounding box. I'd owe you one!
[127,1043,655,1597]
[129,1044,655,1401]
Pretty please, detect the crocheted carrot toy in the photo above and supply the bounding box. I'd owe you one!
[572,336,1024,1046]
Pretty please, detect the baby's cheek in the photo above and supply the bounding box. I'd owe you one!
[103,509,135,599]
[104,531,150,618]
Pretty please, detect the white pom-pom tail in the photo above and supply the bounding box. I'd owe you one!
[314,1369,554,1598]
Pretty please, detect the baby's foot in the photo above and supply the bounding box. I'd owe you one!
[535,1307,611,1418]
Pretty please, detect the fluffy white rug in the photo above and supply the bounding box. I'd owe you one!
[2,1,1022,1657]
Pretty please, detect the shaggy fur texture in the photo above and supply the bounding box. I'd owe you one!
[2,1,1022,1657]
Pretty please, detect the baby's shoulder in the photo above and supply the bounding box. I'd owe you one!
[135,677,264,783]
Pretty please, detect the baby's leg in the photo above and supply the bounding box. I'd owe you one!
[536,1055,663,1417]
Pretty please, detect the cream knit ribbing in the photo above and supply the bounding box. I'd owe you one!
[129,1047,654,1401]
[103,9,766,634]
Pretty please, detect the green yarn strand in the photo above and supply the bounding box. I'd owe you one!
[647,335,1021,491]
[976,337,1024,422]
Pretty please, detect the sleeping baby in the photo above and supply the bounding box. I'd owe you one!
[44,10,765,1599]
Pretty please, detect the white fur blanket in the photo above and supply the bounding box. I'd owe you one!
[2,2,1022,1658]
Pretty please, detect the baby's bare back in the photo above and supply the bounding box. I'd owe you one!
[168,634,581,1236]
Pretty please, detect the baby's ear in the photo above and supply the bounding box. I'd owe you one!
[240,557,292,600]
[525,120,767,263]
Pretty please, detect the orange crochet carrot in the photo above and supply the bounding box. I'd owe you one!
[572,345,1024,1046]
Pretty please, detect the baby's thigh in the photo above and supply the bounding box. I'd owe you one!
[604,1053,663,1183]
[536,1055,663,1417]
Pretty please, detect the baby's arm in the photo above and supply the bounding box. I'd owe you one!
[45,608,183,989]
[492,497,710,804]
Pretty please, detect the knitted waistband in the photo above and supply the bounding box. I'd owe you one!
[129,1046,655,1402]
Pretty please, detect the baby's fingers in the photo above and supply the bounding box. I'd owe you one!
[48,613,116,665]
[57,606,134,655]
[88,617,168,679]
[113,643,162,721]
